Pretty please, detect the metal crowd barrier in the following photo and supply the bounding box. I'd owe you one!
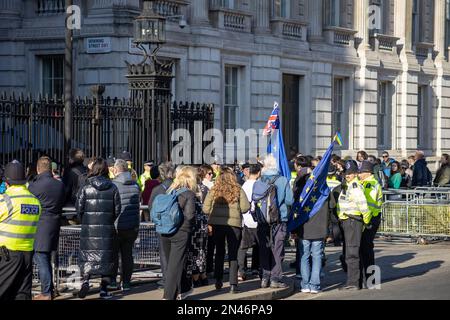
[32,206,160,294]
[379,188,450,239]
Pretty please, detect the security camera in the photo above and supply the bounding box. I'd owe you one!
[179,16,187,29]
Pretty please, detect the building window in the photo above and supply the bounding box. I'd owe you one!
[377,81,392,148]
[41,55,64,98]
[332,78,344,138]
[324,0,341,27]
[417,85,428,148]
[273,0,290,18]
[221,0,235,9]
[224,66,239,130]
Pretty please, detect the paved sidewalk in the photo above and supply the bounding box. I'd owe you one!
[53,238,450,300]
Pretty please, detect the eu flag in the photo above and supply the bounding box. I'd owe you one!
[287,135,340,232]
[264,102,291,181]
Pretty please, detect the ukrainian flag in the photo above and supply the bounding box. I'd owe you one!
[334,132,343,146]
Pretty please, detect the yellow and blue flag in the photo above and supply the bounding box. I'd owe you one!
[287,133,342,232]
[264,102,291,181]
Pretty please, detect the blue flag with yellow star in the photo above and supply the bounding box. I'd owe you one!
[287,135,340,232]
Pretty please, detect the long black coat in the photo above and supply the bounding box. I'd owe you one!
[63,164,88,205]
[28,171,66,252]
[76,176,121,276]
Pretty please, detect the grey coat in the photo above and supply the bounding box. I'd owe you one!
[113,172,141,230]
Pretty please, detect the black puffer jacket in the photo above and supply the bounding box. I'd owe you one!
[113,172,140,230]
[76,176,121,276]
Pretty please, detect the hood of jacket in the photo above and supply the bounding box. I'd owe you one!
[114,172,134,185]
[88,176,113,191]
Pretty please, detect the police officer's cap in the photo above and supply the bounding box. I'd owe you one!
[360,160,374,173]
[344,160,359,175]
[5,160,27,185]
[106,156,116,167]
[144,160,155,167]
[118,151,132,162]
[328,164,337,175]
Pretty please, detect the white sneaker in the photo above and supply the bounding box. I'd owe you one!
[310,288,321,294]
[177,288,194,300]
[99,291,113,299]
[301,288,310,293]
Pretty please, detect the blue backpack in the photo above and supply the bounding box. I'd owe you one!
[150,187,188,235]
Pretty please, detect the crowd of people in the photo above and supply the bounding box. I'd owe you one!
[0,147,449,301]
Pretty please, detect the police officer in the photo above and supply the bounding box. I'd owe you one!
[0,160,41,300]
[337,160,370,291]
[326,165,343,246]
[358,160,383,285]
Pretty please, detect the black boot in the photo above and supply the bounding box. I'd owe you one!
[215,280,223,290]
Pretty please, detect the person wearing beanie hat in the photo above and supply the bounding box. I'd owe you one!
[357,160,383,287]
[106,156,116,180]
[336,160,370,291]
[0,160,42,300]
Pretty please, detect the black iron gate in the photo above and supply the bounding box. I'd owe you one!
[0,92,214,173]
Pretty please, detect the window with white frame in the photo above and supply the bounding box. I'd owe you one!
[324,0,341,27]
[273,0,290,18]
[377,81,392,148]
[224,66,239,130]
[41,55,64,98]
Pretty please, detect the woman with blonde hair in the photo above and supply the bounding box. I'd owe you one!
[161,166,197,300]
[203,166,250,294]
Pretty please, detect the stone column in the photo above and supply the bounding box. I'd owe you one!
[354,0,370,48]
[191,0,210,26]
[254,0,271,34]
[308,0,323,41]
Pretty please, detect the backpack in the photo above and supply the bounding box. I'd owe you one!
[150,187,188,235]
[250,176,280,225]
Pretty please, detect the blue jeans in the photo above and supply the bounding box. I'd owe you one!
[34,252,53,296]
[300,239,323,291]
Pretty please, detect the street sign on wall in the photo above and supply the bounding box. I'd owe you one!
[86,37,112,54]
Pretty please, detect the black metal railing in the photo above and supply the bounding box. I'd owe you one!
[0,92,214,172]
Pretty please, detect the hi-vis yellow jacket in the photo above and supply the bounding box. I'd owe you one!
[337,177,371,224]
[360,174,383,221]
[0,185,41,251]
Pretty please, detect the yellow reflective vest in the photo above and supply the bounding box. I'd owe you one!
[0,185,41,251]
[337,178,371,224]
[327,176,341,191]
[360,175,383,220]
[139,172,152,192]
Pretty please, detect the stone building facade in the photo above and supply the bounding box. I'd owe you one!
[1,0,450,162]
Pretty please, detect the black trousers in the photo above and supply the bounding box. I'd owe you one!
[212,225,242,286]
[113,228,139,284]
[161,230,191,300]
[360,214,381,281]
[158,234,168,285]
[330,211,343,245]
[0,249,33,301]
[341,219,363,287]
[238,227,260,274]
[206,234,215,274]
